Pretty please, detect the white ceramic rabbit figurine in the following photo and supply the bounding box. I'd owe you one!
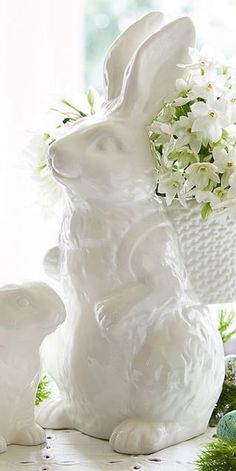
[0,282,65,453]
[37,12,225,454]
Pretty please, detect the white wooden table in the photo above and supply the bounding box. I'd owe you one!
[0,428,214,470]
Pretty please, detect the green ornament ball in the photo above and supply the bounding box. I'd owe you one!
[217,410,236,442]
[225,355,236,389]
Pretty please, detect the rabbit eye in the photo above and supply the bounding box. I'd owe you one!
[95,136,123,153]
[17,296,31,308]
[96,140,106,152]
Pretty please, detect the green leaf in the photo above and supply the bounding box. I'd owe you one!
[43,132,50,141]
[201,202,212,220]
[210,383,236,427]
[149,132,160,142]
[87,88,96,115]
[59,98,87,117]
[35,375,52,406]
[218,308,236,344]
[196,438,236,471]
[38,162,47,172]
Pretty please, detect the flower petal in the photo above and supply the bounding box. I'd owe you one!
[191,101,208,117]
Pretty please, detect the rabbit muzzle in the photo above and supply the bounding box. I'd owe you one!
[48,144,81,181]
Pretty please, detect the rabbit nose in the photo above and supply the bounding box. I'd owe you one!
[48,143,59,170]
[48,144,81,179]
[48,144,68,176]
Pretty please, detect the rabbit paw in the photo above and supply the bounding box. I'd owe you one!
[0,435,7,453]
[36,397,74,430]
[95,299,121,330]
[13,424,46,446]
[110,418,184,455]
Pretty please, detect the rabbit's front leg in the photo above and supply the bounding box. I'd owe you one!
[95,282,151,330]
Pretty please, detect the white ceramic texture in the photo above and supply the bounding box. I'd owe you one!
[0,282,66,453]
[165,200,236,304]
[37,12,225,455]
[0,427,216,471]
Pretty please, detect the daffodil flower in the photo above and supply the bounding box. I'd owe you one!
[173,113,202,154]
[191,97,229,142]
[158,172,185,205]
[185,162,220,189]
[228,172,236,199]
[213,147,236,186]
[191,71,228,100]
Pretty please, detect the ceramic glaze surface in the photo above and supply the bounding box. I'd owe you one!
[0,282,66,453]
[165,201,236,304]
[37,12,225,455]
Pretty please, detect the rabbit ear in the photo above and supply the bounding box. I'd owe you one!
[103,11,164,101]
[112,17,195,124]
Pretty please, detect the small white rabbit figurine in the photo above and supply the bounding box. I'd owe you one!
[37,12,225,454]
[0,282,65,453]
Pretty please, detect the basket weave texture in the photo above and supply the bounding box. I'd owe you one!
[166,201,236,304]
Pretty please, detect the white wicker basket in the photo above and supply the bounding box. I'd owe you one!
[165,200,236,304]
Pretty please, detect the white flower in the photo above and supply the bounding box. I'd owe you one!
[173,113,202,154]
[211,187,228,205]
[191,97,229,142]
[212,197,236,219]
[191,71,228,100]
[187,47,224,72]
[213,146,236,187]
[25,134,65,215]
[26,134,49,168]
[228,172,236,199]
[185,162,220,189]
[226,94,236,123]
[158,172,185,205]
[173,77,195,105]
[225,124,236,144]
[176,77,191,92]
[213,147,236,172]
[150,118,174,146]
[194,189,213,203]
[158,136,176,168]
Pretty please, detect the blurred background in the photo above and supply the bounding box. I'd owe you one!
[1,0,236,283]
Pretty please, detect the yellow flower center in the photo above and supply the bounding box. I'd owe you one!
[187,127,192,133]
[216,190,225,198]
[208,111,217,119]
[207,83,213,89]
[227,160,233,168]
[173,182,180,189]
[231,97,236,104]
[199,166,207,173]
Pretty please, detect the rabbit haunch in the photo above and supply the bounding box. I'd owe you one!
[37,13,225,455]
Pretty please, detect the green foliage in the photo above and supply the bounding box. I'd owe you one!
[196,438,236,471]
[175,102,193,118]
[35,375,52,406]
[209,308,236,426]
[59,98,87,118]
[201,202,213,220]
[87,88,96,115]
[210,383,236,427]
[218,309,236,343]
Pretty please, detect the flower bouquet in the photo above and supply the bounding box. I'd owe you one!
[150,47,236,218]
